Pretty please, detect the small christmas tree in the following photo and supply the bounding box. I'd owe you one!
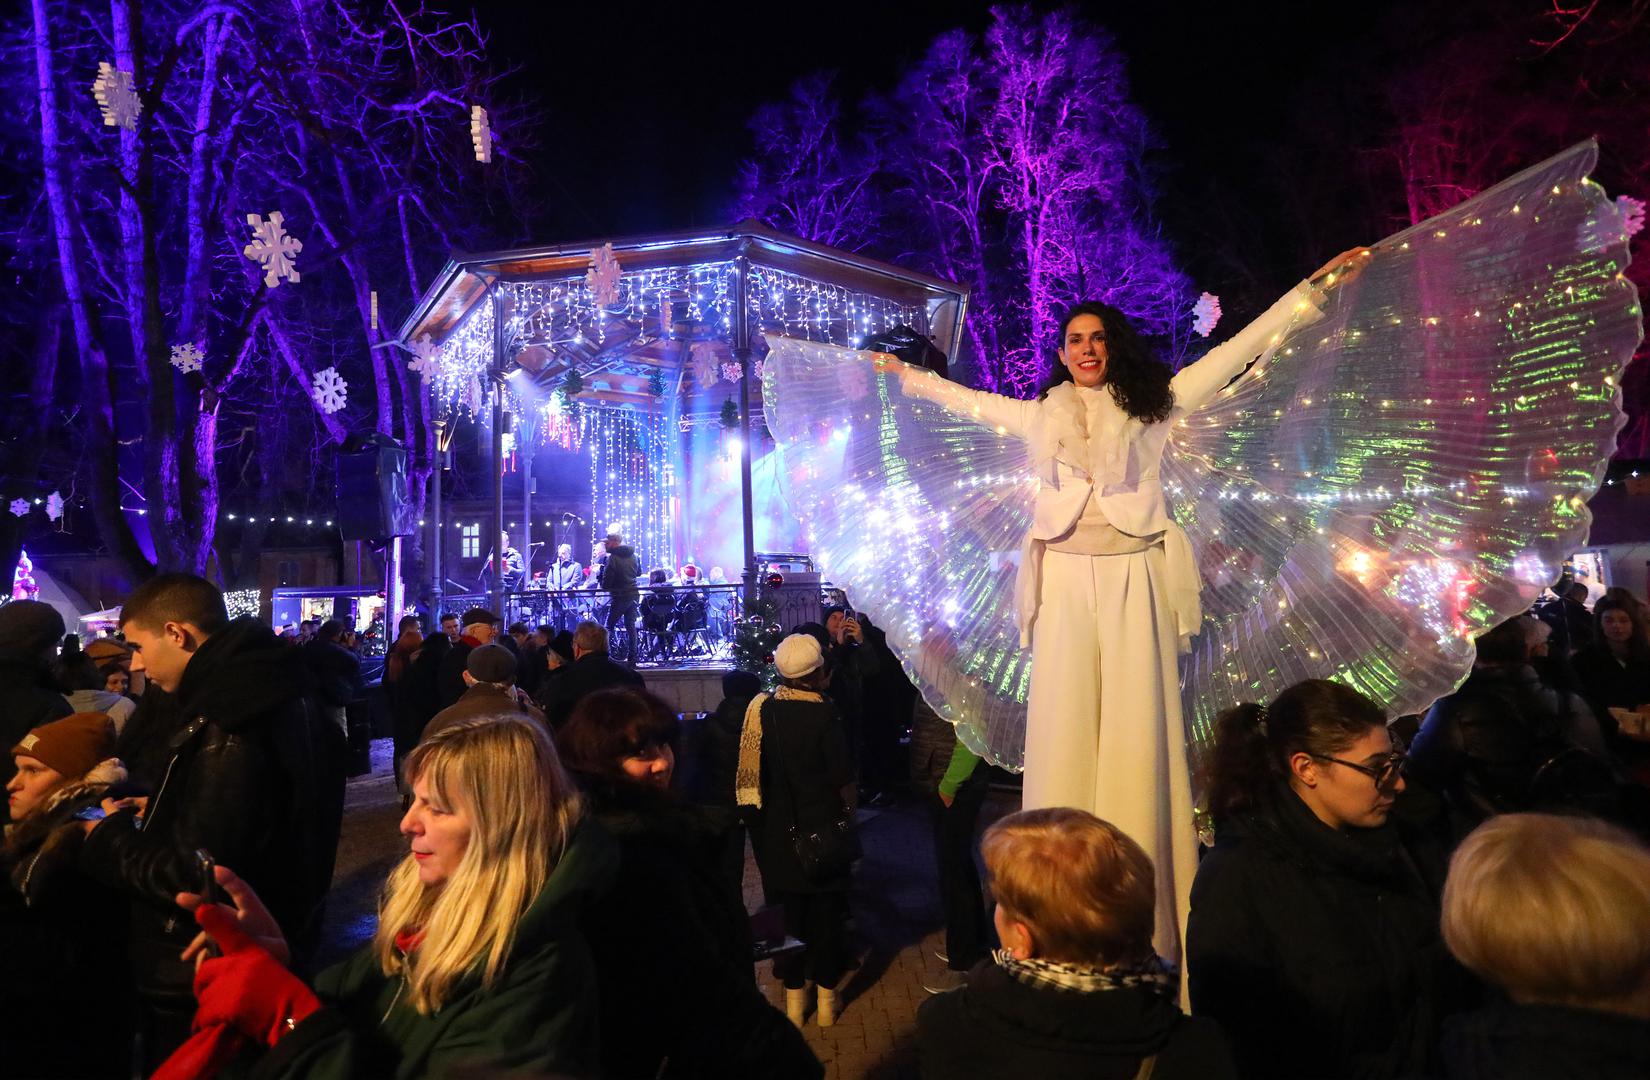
[648,370,666,398]
[719,397,739,431]
[729,575,786,688]
[561,368,585,415]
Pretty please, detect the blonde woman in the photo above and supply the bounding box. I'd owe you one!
[152,713,615,1079]
[1434,813,1650,1080]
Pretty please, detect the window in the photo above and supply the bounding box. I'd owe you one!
[276,560,299,586]
[461,523,480,559]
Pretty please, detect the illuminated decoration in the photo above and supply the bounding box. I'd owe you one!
[1191,292,1223,338]
[12,550,39,601]
[311,366,348,413]
[586,243,621,306]
[469,105,492,164]
[169,342,204,374]
[92,62,140,130]
[1618,194,1646,239]
[691,341,720,389]
[8,499,29,518]
[407,334,443,383]
[370,291,379,330]
[224,588,262,620]
[586,409,675,575]
[45,492,64,522]
[764,141,1641,772]
[242,211,302,288]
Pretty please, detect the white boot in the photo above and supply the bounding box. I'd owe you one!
[817,985,840,1027]
[785,982,812,1028]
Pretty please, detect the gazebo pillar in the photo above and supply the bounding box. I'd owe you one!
[734,254,758,610]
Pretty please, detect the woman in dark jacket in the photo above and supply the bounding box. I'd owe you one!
[558,687,821,1078]
[1570,595,1650,786]
[736,633,858,1027]
[1187,679,1467,1080]
[1425,812,1650,1080]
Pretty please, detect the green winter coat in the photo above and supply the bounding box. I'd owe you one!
[245,816,617,1080]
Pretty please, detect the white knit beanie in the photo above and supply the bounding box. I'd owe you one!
[774,633,824,679]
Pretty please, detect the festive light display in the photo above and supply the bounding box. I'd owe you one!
[764,142,1642,772]
[224,588,262,620]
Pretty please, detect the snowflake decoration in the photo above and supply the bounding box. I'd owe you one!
[1191,292,1223,338]
[8,499,28,518]
[311,367,348,413]
[1618,194,1646,239]
[470,105,493,164]
[92,62,141,130]
[370,291,379,330]
[407,334,444,384]
[462,374,484,415]
[243,211,302,288]
[754,359,765,381]
[45,492,64,522]
[721,361,742,383]
[169,342,204,374]
[586,243,622,307]
[690,342,720,389]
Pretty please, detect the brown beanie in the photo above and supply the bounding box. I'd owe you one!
[10,712,116,779]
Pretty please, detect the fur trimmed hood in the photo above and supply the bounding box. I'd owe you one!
[5,757,128,904]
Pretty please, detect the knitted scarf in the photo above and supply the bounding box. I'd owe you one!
[734,687,824,809]
[993,948,1178,999]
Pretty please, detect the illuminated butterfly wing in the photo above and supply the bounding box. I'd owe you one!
[762,337,1037,768]
[1164,140,1641,764]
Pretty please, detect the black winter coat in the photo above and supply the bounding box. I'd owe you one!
[0,646,73,810]
[1425,1000,1650,1080]
[80,617,342,1001]
[750,695,854,895]
[538,650,644,730]
[437,635,479,708]
[304,637,362,709]
[1,771,133,1077]
[396,632,449,757]
[1187,783,1462,1080]
[918,960,1238,1080]
[599,544,642,602]
[1407,664,1617,831]
[576,773,822,1079]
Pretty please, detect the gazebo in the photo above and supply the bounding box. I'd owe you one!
[397,221,968,633]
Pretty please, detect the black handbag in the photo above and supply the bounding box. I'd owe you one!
[770,699,861,883]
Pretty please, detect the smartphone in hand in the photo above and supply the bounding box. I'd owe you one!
[195,849,222,957]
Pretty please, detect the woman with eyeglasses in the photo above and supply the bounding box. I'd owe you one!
[1186,679,1468,1080]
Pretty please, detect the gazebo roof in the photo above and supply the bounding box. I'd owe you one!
[396,219,968,359]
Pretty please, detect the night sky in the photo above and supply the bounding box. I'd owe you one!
[479,0,1400,285]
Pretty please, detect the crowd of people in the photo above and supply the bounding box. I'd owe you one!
[4,570,1650,1078]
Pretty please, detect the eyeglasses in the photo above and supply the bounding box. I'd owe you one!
[1310,751,1406,791]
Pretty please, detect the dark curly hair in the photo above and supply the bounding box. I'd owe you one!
[1037,302,1174,424]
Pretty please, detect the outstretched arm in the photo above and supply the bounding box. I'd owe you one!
[874,354,1038,440]
[1170,248,1369,414]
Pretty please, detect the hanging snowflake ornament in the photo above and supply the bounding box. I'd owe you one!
[1617,194,1647,239]
[243,211,302,288]
[169,342,204,374]
[690,341,720,389]
[586,243,622,307]
[311,367,348,413]
[462,374,484,415]
[721,361,742,383]
[92,62,141,130]
[45,492,64,522]
[470,105,493,164]
[8,499,28,519]
[1191,292,1223,338]
[407,334,444,383]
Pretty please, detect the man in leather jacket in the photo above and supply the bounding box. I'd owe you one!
[78,573,340,1069]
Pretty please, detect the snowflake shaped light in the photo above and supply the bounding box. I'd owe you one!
[1191,292,1223,338]
[462,375,484,415]
[408,334,444,383]
[586,243,622,307]
[169,342,204,374]
[721,361,742,383]
[311,367,348,413]
[1618,194,1647,239]
[9,499,29,518]
[243,211,302,288]
[92,62,141,130]
[470,105,493,164]
[690,341,720,389]
[45,492,64,522]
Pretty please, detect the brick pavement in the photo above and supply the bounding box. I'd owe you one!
[323,740,1019,1079]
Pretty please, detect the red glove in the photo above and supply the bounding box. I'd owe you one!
[192,903,323,1048]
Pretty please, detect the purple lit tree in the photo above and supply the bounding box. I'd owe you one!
[736,5,1195,395]
[10,1,536,580]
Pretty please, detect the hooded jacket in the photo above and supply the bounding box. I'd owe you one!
[898,283,1319,648]
[80,617,339,999]
[246,817,617,1080]
[917,959,1237,1080]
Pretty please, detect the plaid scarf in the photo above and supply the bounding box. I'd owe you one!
[734,687,824,809]
[993,949,1178,999]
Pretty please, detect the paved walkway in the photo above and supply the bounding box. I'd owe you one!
[322,741,1019,1079]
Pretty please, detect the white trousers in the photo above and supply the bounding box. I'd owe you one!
[1023,545,1197,974]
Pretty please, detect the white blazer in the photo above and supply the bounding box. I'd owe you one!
[901,283,1320,649]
